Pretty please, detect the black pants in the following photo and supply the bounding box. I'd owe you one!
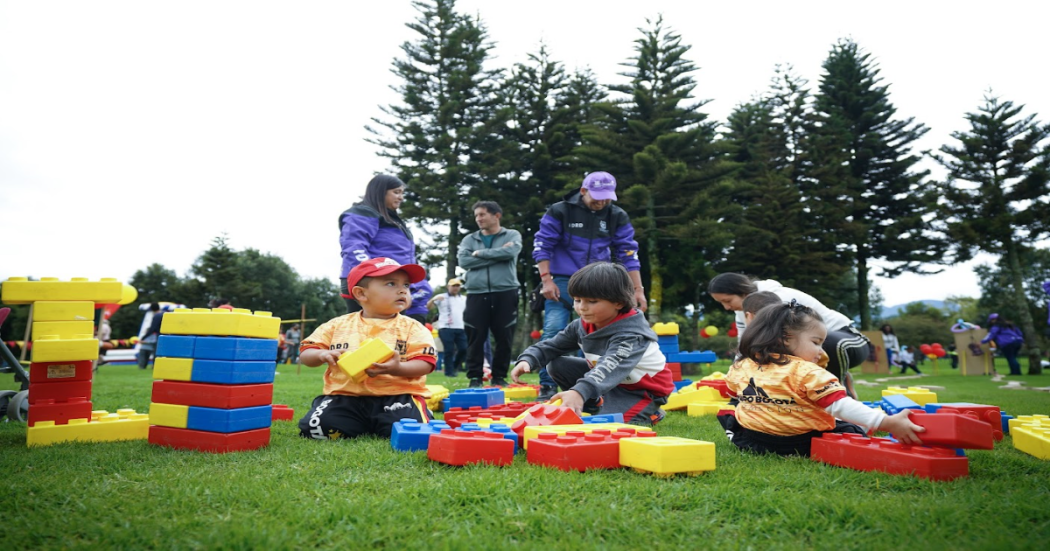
[719,413,865,457]
[464,289,518,380]
[824,326,870,379]
[298,394,432,440]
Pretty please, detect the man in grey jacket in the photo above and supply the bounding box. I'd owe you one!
[458,201,522,387]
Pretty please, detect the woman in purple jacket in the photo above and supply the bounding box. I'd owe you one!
[338,175,416,313]
[982,313,1025,375]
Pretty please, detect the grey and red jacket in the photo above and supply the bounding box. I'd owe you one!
[338,202,415,278]
[532,191,641,276]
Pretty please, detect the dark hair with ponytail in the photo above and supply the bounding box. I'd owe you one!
[707,273,758,296]
[739,300,824,366]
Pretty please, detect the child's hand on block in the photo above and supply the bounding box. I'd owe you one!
[365,355,402,378]
[336,339,396,383]
[879,409,926,445]
[510,360,531,384]
[551,390,584,415]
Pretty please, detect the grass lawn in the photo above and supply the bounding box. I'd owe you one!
[2,358,1048,550]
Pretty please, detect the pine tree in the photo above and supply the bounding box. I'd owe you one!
[802,39,945,329]
[933,94,1050,374]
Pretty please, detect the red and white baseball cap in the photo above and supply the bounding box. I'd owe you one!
[346,257,426,290]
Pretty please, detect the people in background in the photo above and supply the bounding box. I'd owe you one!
[982,313,1025,375]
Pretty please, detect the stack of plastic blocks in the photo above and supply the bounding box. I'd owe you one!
[428,428,516,466]
[448,387,505,410]
[882,386,938,406]
[524,426,716,476]
[1008,415,1050,460]
[391,419,452,451]
[148,308,279,452]
[442,402,534,428]
[1,277,150,447]
[881,394,923,415]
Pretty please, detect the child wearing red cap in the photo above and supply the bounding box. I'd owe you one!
[298,257,438,440]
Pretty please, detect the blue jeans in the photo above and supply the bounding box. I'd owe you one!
[537,276,573,387]
[438,328,467,376]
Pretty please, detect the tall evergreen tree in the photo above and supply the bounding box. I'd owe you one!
[933,94,1050,373]
[366,0,505,279]
[802,39,945,329]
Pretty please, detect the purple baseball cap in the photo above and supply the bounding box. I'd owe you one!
[582,171,617,201]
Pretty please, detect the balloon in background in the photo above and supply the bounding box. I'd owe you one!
[919,344,933,355]
[529,330,542,340]
[704,325,719,337]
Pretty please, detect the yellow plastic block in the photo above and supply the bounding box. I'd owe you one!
[153,357,194,382]
[337,339,396,383]
[652,322,680,336]
[160,308,281,339]
[666,385,727,411]
[27,410,149,446]
[523,422,646,450]
[32,301,94,321]
[425,384,450,411]
[2,277,124,304]
[473,417,517,428]
[882,386,938,406]
[1008,415,1050,433]
[619,436,716,476]
[687,402,734,417]
[33,321,94,340]
[502,386,539,400]
[1012,421,1050,460]
[31,334,98,362]
[701,371,726,381]
[148,403,190,428]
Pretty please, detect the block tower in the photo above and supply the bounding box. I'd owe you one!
[652,322,717,381]
[1,277,149,447]
[147,307,281,453]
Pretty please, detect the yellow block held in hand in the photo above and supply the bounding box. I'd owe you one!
[337,339,396,384]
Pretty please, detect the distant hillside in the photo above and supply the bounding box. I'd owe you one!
[881,300,956,319]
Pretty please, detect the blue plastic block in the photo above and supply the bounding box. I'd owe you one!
[659,344,680,355]
[1001,411,1015,434]
[186,405,272,433]
[657,335,679,345]
[448,388,505,410]
[440,398,449,412]
[673,379,694,392]
[391,419,451,452]
[881,394,922,415]
[157,335,196,358]
[193,337,279,361]
[666,351,717,363]
[192,359,277,384]
[583,413,625,424]
[924,403,944,414]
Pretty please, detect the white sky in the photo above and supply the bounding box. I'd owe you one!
[1,0,1045,308]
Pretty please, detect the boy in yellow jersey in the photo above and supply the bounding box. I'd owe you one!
[298,257,438,440]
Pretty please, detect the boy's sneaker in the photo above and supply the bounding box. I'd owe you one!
[582,397,603,415]
[491,377,508,387]
[538,385,557,402]
[468,379,483,388]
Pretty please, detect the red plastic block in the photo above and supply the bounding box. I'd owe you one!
[151,380,273,409]
[427,429,515,466]
[811,433,968,481]
[29,360,94,383]
[935,404,1003,441]
[697,379,733,398]
[272,404,294,421]
[907,411,994,450]
[528,431,622,472]
[510,404,584,445]
[149,425,271,453]
[666,362,682,382]
[28,380,92,405]
[27,398,93,427]
[443,402,535,428]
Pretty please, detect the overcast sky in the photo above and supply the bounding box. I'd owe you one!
[1,0,1045,308]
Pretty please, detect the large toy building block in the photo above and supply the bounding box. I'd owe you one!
[425,385,450,412]
[427,429,515,466]
[28,380,92,404]
[666,385,727,411]
[31,335,98,362]
[27,409,150,447]
[151,381,273,409]
[153,357,277,384]
[455,422,520,453]
[666,362,682,382]
[510,404,584,445]
[31,301,94,322]
[391,419,453,452]
[527,432,622,472]
[160,308,281,339]
[688,401,734,417]
[882,386,937,406]
[27,398,93,427]
[697,378,732,398]
[156,335,197,358]
[583,413,625,424]
[522,423,651,450]
[620,436,716,477]
[811,433,968,481]
[448,388,506,410]
[1,277,124,304]
[658,335,680,355]
[501,384,539,400]
[191,337,279,361]
[903,411,994,450]
[652,322,679,336]
[1010,417,1050,460]
[666,350,718,364]
[149,425,270,453]
[30,360,94,383]
[881,394,923,415]
[32,320,94,340]
[272,404,294,421]
[1000,411,1015,434]
[925,403,1004,441]
[443,402,534,428]
[149,403,272,433]
[336,338,396,383]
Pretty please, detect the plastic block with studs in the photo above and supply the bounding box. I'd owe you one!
[583,413,625,424]
[425,385,450,412]
[30,360,94,383]
[652,322,679,336]
[151,380,273,409]
[31,301,94,322]
[882,386,938,406]
[193,337,279,361]
[527,432,623,472]
[28,380,92,404]
[271,404,294,421]
[666,351,718,364]
[665,385,727,411]
[522,423,648,450]
[811,433,968,481]
[902,411,994,450]
[160,308,281,339]
[336,338,396,383]
[149,425,270,453]
[925,403,1004,441]
[156,335,197,358]
[31,334,98,362]
[27,398,93,427]
[620,436,716,477]
[510,404,583,445]
[32,321,94,340]
[1,277,124,304]
[443,402,533,428]
[153,357,276,384]
[448,388,506,410]
[688,402,734,417]
[501,384,539,400]
[456,422,519,453]
[150,402,272,433]
[1011,419,1050,460]
[697,379,733,398]
[427,429,515,466]
[391,419,452,452]
[149,402,189,428]
[881,394,923,415]
[658,335,680,355]
[27,410,149,447]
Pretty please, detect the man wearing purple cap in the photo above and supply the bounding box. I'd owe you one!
[532,171,646,400]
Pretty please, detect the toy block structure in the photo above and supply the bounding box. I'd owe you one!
[391,419,452,452]
[448,388,506,410]
[28,409,150,447]
[881,394,923,415]
[456,422,519,453]
[271,404,295,421]
[1000,411,1015,434]
[149,308,279,453]
[427,429,515,466]
[652,322,679,336]
[668,350,718,364]
[666,385,728,411]
[902,411,994,450]
[510,404,584,445]
[336,338,395,383]
[583,413,625,424]
[619,436,716,477]
[501,384,539,400]
[651,322,716,379]
[688,401,734,417]
[522,423,652,450]
[425,385,450,412]
[1,277,125,304]
[882,386,938,406]
[811,433,969,481]
[924,403,1004,441]
[442,402,534,428]
[1009,417,1050,460]
[697,378,732,399]
[528,432,623,472]
[673,379,694,392]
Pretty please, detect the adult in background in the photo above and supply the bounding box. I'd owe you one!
[982,313,1025,375]
[285,324,301,364]
[880,324,900,367]
[707,273,868,398]
[404,277,433,325]
[338,174,415,313]
[427,278,468,377]
[532,171,646,401]
[458,201,522,388]
[137,302,164,370]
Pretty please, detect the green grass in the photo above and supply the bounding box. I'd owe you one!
[2,359,1049,550]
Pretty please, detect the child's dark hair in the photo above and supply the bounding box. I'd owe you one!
[568,262,635,313]
[739,301,824,366]
[707,273,757,296]
[742,291,781,316]
[363,174,406,225]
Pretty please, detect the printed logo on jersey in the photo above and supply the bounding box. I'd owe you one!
[396,339,408,355]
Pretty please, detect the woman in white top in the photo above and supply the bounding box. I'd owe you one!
[427,278,468,377]
[880,324,900,366]
[708,273,870,398]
